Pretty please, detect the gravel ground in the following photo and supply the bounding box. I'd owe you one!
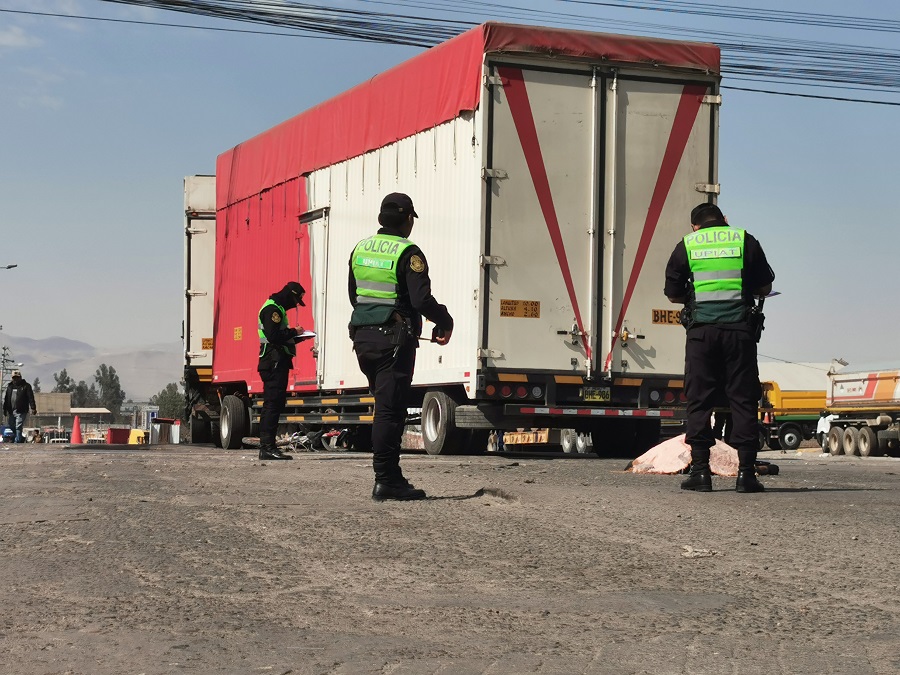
[1,444,898,675]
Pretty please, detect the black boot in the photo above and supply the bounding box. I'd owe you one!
[372,478,426,501]
[735,469,764,493]
[259,445,292,461]
[681,464,712,492]
[736,448,763,492]
[681,445,712,492]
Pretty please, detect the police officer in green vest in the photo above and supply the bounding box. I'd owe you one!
[257,281,309,460]
[665,203,774,493]
[349,193,454,501]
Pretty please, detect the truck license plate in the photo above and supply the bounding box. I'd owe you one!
[583,387,611,402]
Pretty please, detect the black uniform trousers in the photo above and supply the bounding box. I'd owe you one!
[684,324,761,470]
[353,334,416,483]
[258,366,290,448]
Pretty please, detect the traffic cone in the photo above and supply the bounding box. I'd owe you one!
[71,415,83,444]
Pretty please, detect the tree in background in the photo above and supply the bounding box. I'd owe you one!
[52,369,76,393]
[33,377,41,393]
[72,381,101,408]
[95,364,126,421]
[151,383,186,420]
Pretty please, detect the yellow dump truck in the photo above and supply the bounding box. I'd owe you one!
[758,381,826,451]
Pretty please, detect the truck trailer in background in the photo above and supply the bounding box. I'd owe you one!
[824,366,900,457]
[758,381,826,451]
[183,22,723,455]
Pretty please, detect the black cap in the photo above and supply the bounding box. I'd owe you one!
[380,192,418,218]
[281,281,306,306]
[690,202,724,225]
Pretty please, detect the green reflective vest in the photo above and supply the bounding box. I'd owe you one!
[258,299,296,358]
[684,226,748,323]
[350,234,414,326]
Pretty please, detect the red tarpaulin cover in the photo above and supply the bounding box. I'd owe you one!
[216,22,720,210]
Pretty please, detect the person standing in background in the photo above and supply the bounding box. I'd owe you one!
[257,281,311,461]
[3,370,37,444]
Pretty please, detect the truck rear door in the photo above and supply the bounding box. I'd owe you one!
[183,175,216,371]
[484,64,717,378]
[599,77,717,378]
[484,65,597,373]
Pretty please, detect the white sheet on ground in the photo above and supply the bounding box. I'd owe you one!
[629,434,739,477]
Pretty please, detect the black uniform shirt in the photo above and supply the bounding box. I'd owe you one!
[258,290,300,370]
[664,220,775,326]
[348,227,454,337]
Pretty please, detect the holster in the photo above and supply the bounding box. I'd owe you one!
[680,306,694,331]
[748,306,765,343]
[388,314,415,350]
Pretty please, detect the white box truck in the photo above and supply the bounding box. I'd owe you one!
[184,22,722,455]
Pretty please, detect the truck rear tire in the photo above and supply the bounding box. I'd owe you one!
[575,432,593,454]
[466,429,490,455]
[422,391,464,455]
[220,395,250,450]
[857,426,878,457]
[842,426,859,456]
[827,426,844,455]
[635,419,661,455]
[188,411,212,444]
[561,429,577,454]
[777,423,803,451]
[591,419,657,457]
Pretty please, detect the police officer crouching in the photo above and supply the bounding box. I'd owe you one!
[349,193,454,501]
[257,281,310,461]
[664,203,775,493]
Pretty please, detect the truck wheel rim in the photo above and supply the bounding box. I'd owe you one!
[423,401,440,442]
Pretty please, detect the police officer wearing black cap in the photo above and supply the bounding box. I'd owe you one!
[664,203,775,493]
[349,193,454,501]
[257,281,310,461]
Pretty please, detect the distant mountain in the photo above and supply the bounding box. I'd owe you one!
[1,334,182,401]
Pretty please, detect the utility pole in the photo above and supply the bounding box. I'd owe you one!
[0,346,9,393]
[0,346,22,394]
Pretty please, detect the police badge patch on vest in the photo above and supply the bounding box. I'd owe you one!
[272,312,282,323]
[409,255,425,273]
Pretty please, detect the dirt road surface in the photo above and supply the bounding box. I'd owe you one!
[1,444,898,675]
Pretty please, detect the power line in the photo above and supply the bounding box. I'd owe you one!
[95,0,471,47]
[8,1,900,105]
[0,8,446,42]
[758,354,832,371]
[558,0,900,34]
[724,86,900,107]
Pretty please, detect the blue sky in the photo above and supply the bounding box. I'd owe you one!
[1,0,898,373]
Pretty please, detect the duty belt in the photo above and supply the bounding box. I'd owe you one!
[354,324,396,335]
